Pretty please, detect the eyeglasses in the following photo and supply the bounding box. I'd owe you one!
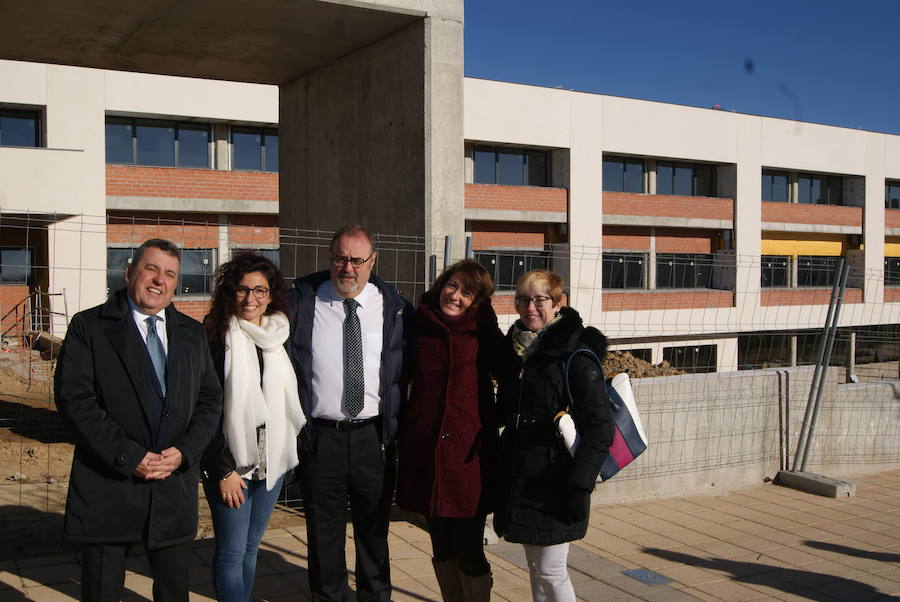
[235,285,270,299]
[515,295,552,308]
[331,251,375,269]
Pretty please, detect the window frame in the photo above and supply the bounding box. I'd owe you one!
[655,253,715,289]
[231,126,278,172]
[474,249,550,292]
[178,248,216,296]
[105,116,211,168]
[663,344,717,373]
[0,108,42,148]
[0,247,35,285]
[886,181,900,209]
[656,161,716,197]
[884,257,900,286]
[796,255,840,287]
[602,156,645,193]
[602,252,646,289]
[761,169,790,203]
[761,255,790,288]
[797,174,843,206]
[472,145,550,187]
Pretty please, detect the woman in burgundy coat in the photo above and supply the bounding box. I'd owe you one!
[397,259,503,602]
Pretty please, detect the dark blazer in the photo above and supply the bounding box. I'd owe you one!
[288,270,411,454]
[54,288,223,549]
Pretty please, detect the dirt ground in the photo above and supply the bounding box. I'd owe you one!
[0,348,677,560]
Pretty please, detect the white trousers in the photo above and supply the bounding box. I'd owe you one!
[522,542,575,602]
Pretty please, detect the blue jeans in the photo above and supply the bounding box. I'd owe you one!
[203,475,284,602]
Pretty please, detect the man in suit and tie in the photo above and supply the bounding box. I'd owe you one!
[55,238,222,602]
[289,225,411,601]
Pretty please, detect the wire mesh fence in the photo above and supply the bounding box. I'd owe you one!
[1,211,899,541]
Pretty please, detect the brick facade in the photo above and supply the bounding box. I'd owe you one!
[470,222,548,250]
[602,290,734,311]
[761,288,864,306]
[172,299,212,322]
[106,165,279,202]
[761,201,862,227]
[885,288,900,303]
[602,192,733,220]
[0,284,30,337]
[886,209,900,230]
[465,183,567,213]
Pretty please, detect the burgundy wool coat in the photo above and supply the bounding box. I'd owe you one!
[396,294,503,518]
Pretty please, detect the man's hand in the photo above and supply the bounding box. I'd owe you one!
[141,447,184,479]
[133,451,165,479]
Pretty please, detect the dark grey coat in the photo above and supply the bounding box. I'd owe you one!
[55,288,223,549]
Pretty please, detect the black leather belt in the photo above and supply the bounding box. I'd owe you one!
[312,416,379,431]
[510,413,546,429]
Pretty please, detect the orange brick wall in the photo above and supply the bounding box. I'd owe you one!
[228,215,279,247]
[106,165,279,202]
[601,226,717,253]
[761,201,862,227]
[885,288,900,303]
[887,209,900,229]
[108,213,220,248]
[603,192,733,220]
[761,288,863,306]
[172,299,212,322]
[470,222,547,250]
[465,183,567,213]
[602,290,734,311]
[602,226,652,250]
[0,285,30,335]
[491,293,517,315]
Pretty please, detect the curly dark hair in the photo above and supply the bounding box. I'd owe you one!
[203,252,290,343]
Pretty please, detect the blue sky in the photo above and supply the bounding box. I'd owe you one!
[464,0,900,135]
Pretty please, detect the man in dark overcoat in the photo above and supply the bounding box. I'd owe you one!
[54,238,222,602]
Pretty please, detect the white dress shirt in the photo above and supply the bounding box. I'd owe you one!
[127,295,168,354]
[310,280,384,420]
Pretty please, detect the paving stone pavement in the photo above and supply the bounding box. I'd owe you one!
[1,468,899,601]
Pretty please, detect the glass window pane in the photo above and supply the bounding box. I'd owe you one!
[828,176,843,205]
[798,177,811,204]
[263,131,278,172]
[0,248,32,283]
[180,249,213,295]
[233,129,262,170]
[603,159,625,192]
[106,248,134,295]
[695,164,713,196]
[105,121,133,164]
[809,177,823,204]
[136,123,175,166]
[526,150,547,186]
[177,125,209,168]
[674,164,693,196]
[657,162,673,195]
[1,112,38,147]
[624,159,644,193]
[497,149,525,186]
[772,172,788,202]
[473,147,496,184]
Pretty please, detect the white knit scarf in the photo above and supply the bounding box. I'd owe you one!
[224,312,305,491]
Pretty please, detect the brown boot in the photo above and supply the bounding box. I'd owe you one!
[460,571,493,602]
[432,558,465,602]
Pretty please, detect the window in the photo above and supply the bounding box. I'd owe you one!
[105,117,210,168]
[738,333,793,370]
[0,109,40,147]
[475,250,549,291]
[663,344,716,373]
[761,170,789,202]
[798,174,842,205]
[0,248,34,285]
[796,255,839,286]
[657,161,715,197]
[602,253,645,288]
[232,127,278,172]
[106,248,135,296]
[473,145,548,187]
[886,182,900,209]
[656,253,714,288]
[180,249,214,295]
[622,348,652,363]
[603,157,644,193]
[885,257,900,285]
[761,255,790,287]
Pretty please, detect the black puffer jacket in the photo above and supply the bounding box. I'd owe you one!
[494,306,614,546]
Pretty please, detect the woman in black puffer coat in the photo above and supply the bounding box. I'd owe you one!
[495,270,614,602]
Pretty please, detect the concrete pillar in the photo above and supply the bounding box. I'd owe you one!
[864,136,886,304]
[646,158,656,194]
[845,330,856,382]
[790,334,798,366]
[734,116,762,326]
[278,3,463,297]
[214,123,229,170]
[648,227,657,289]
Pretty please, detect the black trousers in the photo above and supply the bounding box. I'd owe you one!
[301,421,395,602]
[81,540,191,602]
[426,515,491,577]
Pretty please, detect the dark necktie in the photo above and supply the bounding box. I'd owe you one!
[343,298,364,417]
[145,315,167,397]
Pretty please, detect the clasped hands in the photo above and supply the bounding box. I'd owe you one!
[133,447,183,480]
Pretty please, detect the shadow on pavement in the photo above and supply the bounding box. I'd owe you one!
[642,547,884,601]
[803,540,900,563]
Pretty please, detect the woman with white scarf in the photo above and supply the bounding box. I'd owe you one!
[201,252,305,602]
